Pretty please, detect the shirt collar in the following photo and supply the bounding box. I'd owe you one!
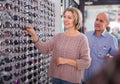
[93,30,107,37]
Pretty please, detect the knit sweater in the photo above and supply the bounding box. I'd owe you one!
[35,33,91,83]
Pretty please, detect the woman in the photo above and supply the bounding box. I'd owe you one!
[25,7,91,84]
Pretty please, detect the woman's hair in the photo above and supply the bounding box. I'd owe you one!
[63,7,83,30]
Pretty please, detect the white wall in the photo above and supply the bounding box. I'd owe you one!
[84,5,120,32]
[74,0,79,4]
[50,0,61,33]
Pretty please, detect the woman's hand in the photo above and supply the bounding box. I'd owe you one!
[55,57,77,67]
[56,57,67,66]
[25,25,36,37]
[25,25,39,42]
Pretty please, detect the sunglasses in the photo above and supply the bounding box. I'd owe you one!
[0,0,56,84]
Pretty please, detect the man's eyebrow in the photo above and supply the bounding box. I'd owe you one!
[96,18,103,22]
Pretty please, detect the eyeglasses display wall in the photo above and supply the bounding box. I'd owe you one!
[0,0,59,84]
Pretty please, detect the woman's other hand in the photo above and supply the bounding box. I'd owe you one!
[55,57,77,67]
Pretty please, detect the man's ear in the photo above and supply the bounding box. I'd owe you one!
[106,21,109,27]
[107,22,110,25]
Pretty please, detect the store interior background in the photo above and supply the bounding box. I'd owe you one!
[0,0,120,84]
[61,0,120,45]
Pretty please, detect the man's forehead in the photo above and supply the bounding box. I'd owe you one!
[96,13,109,22]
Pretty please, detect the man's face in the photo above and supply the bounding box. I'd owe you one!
[94,13,109,31]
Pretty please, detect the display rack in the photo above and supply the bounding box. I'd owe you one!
[0,0,60,84]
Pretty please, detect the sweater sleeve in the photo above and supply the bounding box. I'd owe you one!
[76,35,91,70]
[34,36,56,54]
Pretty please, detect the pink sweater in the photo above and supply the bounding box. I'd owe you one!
[35,33,91,83]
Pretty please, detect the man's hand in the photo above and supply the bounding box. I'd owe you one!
[104,54,112,61]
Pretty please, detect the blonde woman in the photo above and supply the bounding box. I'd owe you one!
[25,7,91,84]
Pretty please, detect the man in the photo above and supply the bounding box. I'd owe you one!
[84,12,118,84]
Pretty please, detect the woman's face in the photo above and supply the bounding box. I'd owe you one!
[63,11,75,29]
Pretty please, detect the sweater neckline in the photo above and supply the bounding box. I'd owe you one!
[62,32,81,37]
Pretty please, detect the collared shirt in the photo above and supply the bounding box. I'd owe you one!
[84,30,118,82]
